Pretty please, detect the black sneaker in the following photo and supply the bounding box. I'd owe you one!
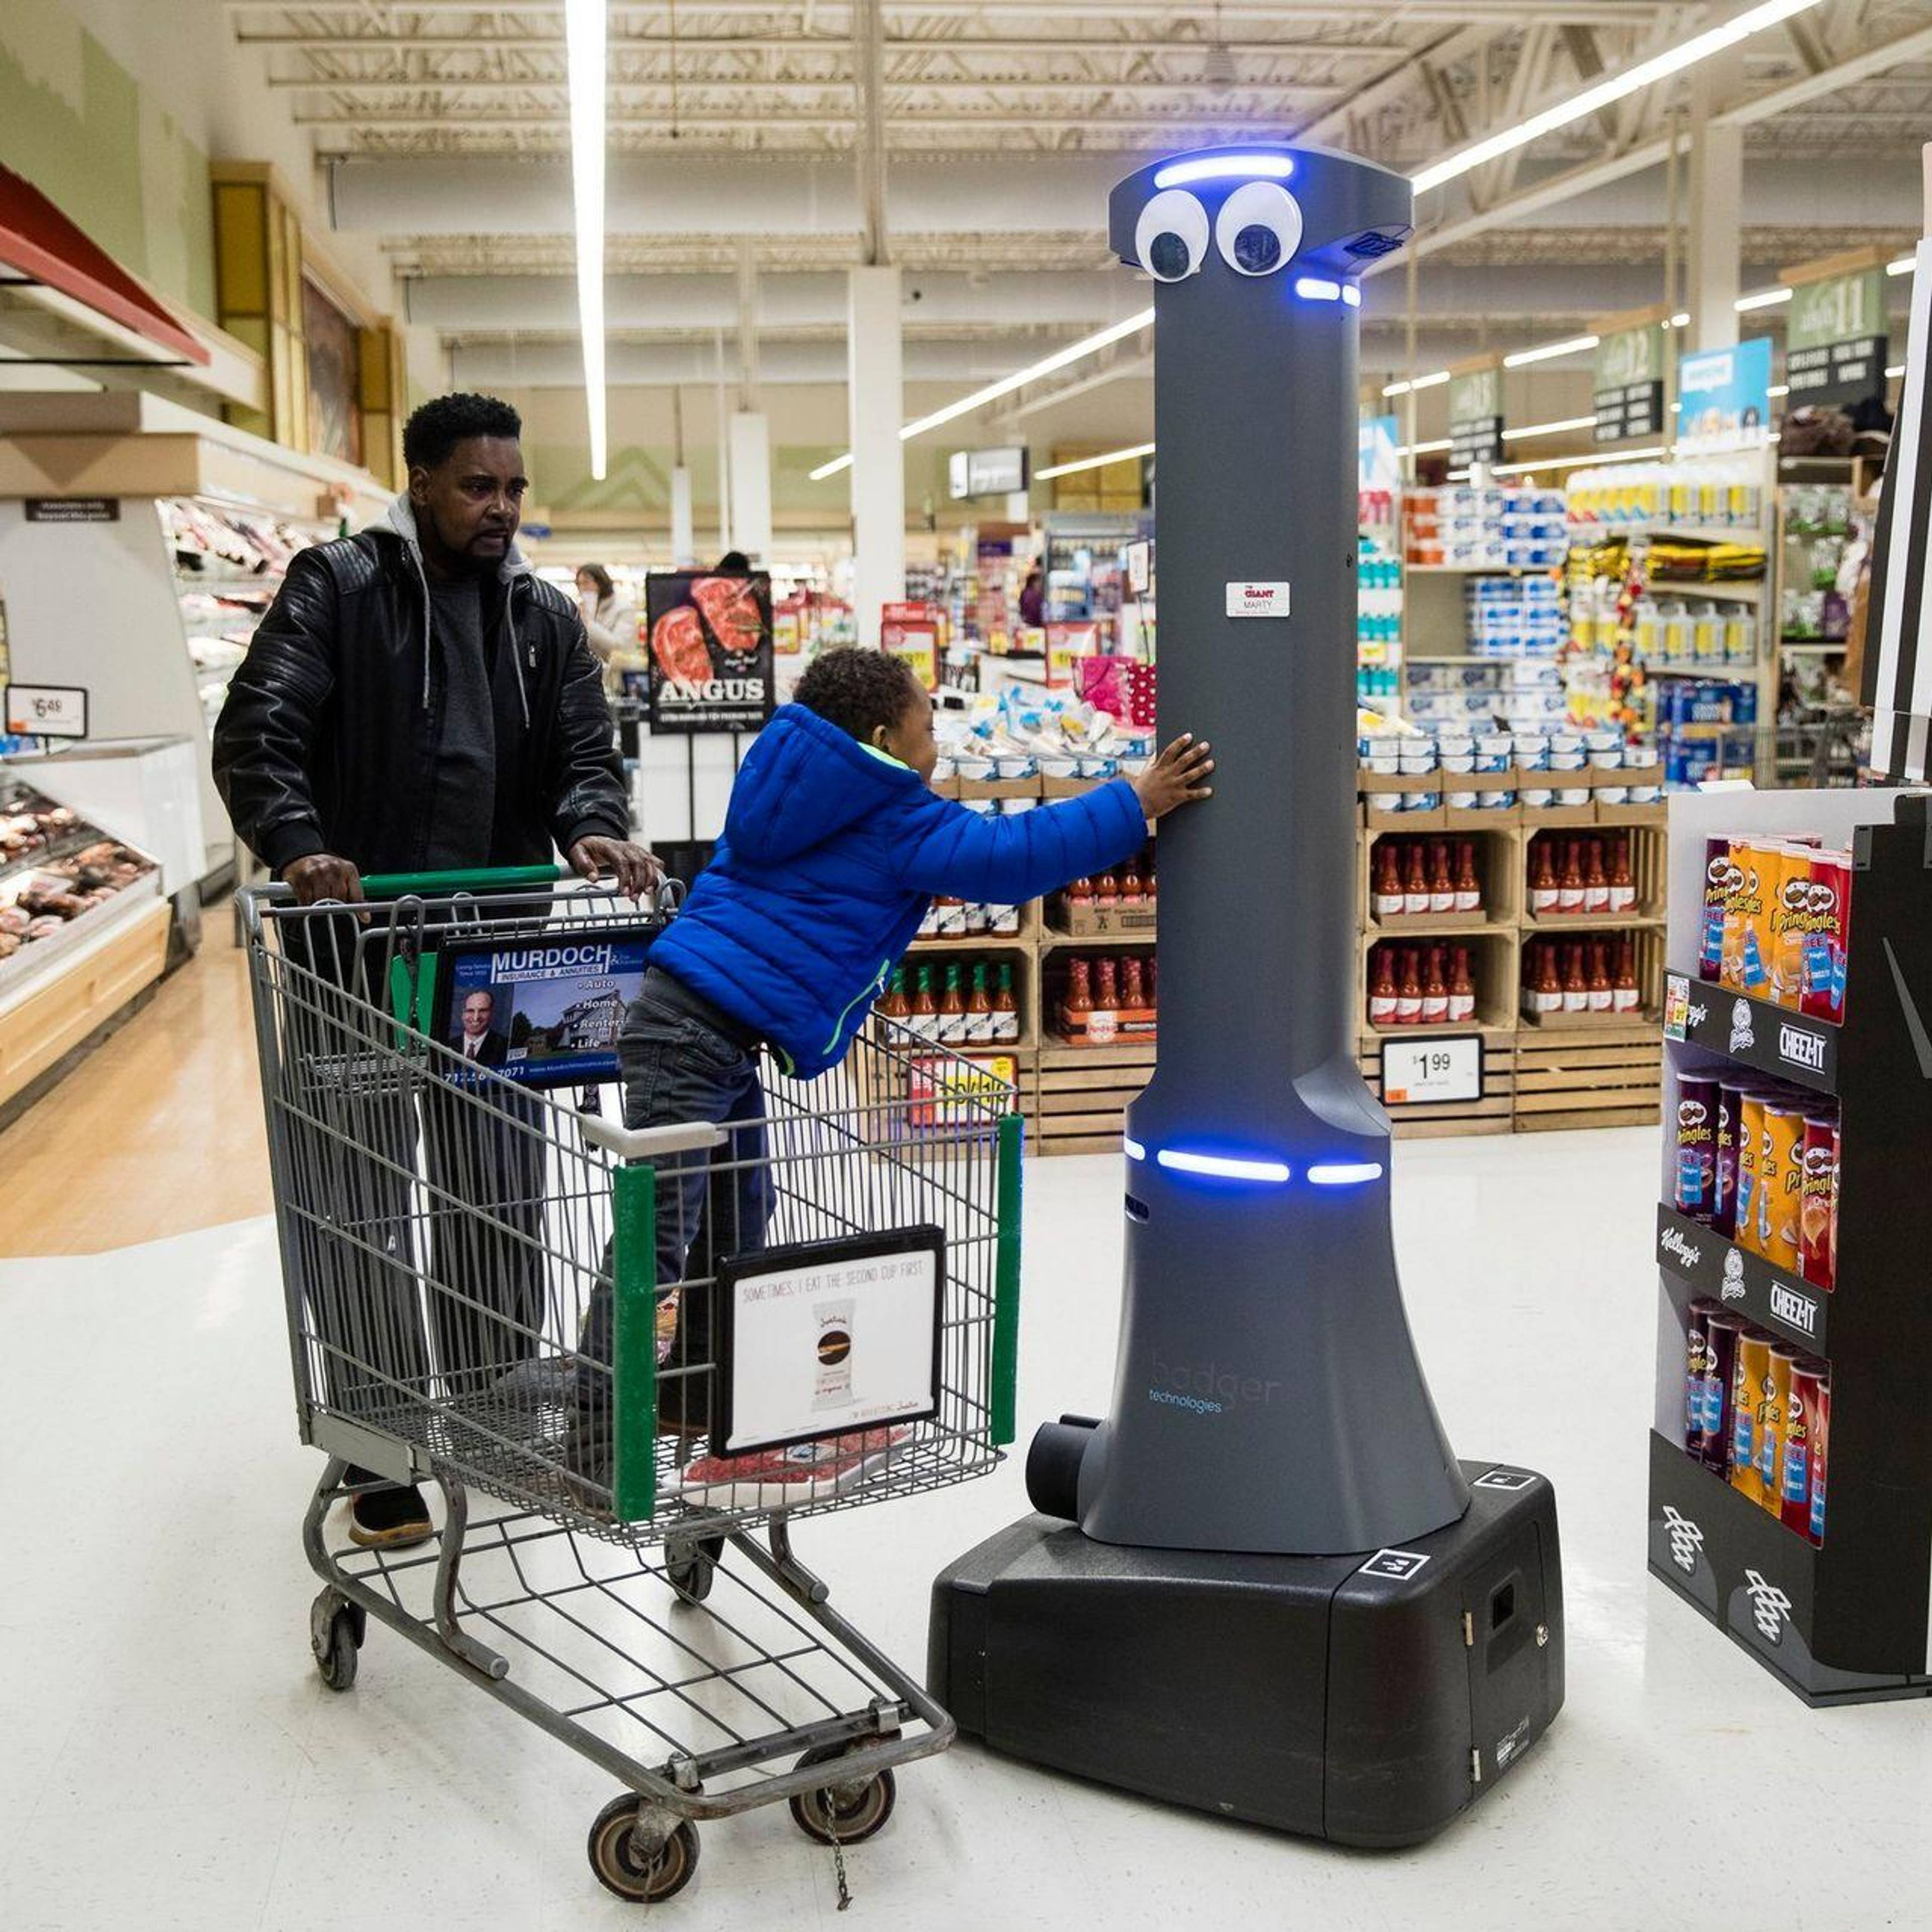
[347,1483,434,1549]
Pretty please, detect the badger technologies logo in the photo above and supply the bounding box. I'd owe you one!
[1662,1505,1706,1575]
[1744,1569,1793,1644]
[1148,1351,1284,1417]
[1729,998,1756,1055]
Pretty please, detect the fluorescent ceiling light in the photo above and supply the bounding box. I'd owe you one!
[1503,414,1600,441]
[1666,312,1692,329]
[1034,441,1156,481]
[900,310,1155,443]
[1383,370,1451,398]
[1154,153,1294,189]
[1768,383,1791,398]
[1156,1148,1292,1184]
[1887,363,1905,378]
[1410,0,1828,198]
[1888,255,1918,277]
[565,0,607,480]
[1493,444,1668,476]
[1399,438,1454,456]
[809,453,854,481]
[1735,286,1793,313]
[1504,333,1598,369]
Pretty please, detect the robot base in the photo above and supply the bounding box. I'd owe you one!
[928,1461,1563,1848]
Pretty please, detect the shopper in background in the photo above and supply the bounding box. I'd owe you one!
[1019,563,1045,629]
[575,561,645,694]
[214,390,658,1550]
[570,649,1213,1478]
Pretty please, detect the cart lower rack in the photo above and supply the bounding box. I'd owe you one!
[241,868,1023,1902]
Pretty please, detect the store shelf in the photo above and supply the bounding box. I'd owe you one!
[1663,969,1840,1094]
[1644,578,1764,602]
[1654,1204,1830,1355]
[1643,662,1763,679]
[1366,911,1510,936]
[1780,640,1847,653]
[1404,562,1559,576]
[1521,910,1665,931]
[1039,927,1157,950]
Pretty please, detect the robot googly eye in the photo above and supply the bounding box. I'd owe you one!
[1134,189,1211,283]
[1214,180,1304,277]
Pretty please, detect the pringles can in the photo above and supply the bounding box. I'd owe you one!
[1782,1358,1826,1536]
[1809,1375,1831,1546]
[1730,1329,1770,1504]
[1715,1081,1748,1238]
[1675,1076,1720,1221]
[1758,1102,1806,1270]
[1700,837,1735,982]
[1801,851,1852,1024]
[1684,1301,1712,1452]
[1799,1113,1838,1290]
[1735,1094,1768,1257]
[1701,1312,1743,1475]
[1757,1344,1799,1515]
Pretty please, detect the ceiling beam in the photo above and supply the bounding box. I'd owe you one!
[224,1,1664,21]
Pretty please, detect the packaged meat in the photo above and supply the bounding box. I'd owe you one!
[664,1426,913,1511]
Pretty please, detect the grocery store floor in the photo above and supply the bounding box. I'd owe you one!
[4,947,1929,1930]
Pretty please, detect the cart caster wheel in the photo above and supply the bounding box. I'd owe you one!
[587,1798,700,1903]
[309,1587,365,1693]
[665,1536,723,1605]
[789,1741,897,1845]
[317,1612,359,1692]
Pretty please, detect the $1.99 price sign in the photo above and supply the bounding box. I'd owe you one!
[1381,1035,1482,1106]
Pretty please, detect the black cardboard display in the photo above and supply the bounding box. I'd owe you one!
[1648,793,1932,1704]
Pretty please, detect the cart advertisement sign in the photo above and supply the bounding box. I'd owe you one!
[643,569,775,734]
[1677,337,1773,452]
[436,929,654,1087]
[714,1228,944,1456]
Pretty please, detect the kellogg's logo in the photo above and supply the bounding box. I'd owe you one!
[1661,1225,1702,1270]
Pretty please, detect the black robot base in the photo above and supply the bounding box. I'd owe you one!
[927,1461,1564,1848]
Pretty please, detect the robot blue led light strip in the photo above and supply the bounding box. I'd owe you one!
[929,142,1565,1848]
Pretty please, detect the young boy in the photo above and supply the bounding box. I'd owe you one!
[578,649,1212,1462]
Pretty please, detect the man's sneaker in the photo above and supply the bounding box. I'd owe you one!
[346,1483,434,1549]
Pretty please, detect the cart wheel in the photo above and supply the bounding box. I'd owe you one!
[788,1741,898,1846]
[587,1798,700,1903]
[665,1537,722,1605]
[317,1612,359,1693]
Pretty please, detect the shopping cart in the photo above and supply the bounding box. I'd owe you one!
[238,865,1024,1903]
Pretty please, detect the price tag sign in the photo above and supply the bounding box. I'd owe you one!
[1382,1035,1482,1106]
[4,684,89,739]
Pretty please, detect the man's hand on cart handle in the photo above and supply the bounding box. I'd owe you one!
[284,852,366,908]
[569,836,663,902]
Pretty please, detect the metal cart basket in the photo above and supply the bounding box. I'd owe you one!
[239,865,1023,1903]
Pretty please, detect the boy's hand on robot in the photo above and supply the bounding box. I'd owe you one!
[1132,734,1215,822]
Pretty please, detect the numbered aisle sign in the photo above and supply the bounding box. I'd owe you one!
[1381,1035,1482,1106]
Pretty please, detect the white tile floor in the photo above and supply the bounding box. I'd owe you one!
[4,1130,1928,1930]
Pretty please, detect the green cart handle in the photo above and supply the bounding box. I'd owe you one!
[357,863,569,898]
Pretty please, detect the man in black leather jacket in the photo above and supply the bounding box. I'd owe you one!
[215,391,658,1548]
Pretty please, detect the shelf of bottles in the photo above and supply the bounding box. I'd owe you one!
[1647,788,1932,1706]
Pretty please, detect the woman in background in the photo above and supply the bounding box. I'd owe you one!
[576,562,646,692]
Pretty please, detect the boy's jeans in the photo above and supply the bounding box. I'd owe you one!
[580,969,773,1431]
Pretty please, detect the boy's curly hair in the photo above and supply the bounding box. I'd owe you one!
[793,648,925,742]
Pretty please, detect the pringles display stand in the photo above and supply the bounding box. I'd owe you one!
[928,143,1565,1846]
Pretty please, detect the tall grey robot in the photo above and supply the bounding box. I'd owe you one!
[929,143,1565,1847]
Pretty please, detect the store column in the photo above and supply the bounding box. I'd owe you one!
[1685,56,1744,349]
[670,465,695,567]
[728,414,774,564]
[848,266,905,648]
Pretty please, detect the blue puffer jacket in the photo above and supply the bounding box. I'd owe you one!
[650,704,1149,1076]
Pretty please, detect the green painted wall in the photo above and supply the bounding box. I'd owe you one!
[0,7,217,320]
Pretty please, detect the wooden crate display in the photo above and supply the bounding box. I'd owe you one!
[1034,1040,1156,1157]
[1520,821,1667,932]
[1517,923,1667,1030]
[1512,1024,1662,1133]
[1359,926,1519,1037]
[1355,1032,1516,1139]
[1361,822,1521,933]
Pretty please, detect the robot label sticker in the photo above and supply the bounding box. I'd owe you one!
[1472,1469,1537,1493]
[1357,1549,1431,1581]
[1225,580,1292,618]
